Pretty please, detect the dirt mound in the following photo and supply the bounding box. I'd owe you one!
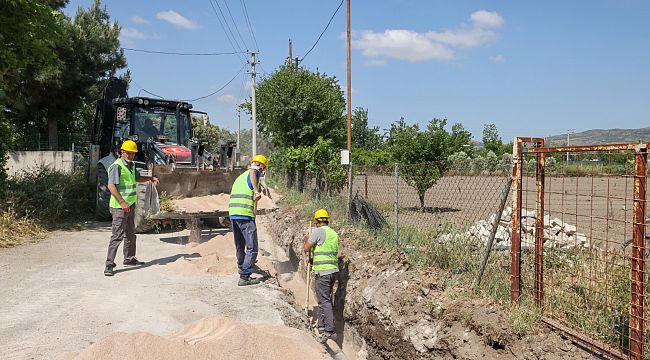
[164,231,274,276]
[59,316,329,360]
[171,193,276,213]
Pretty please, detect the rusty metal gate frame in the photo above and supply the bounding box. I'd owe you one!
[510,138,648,360]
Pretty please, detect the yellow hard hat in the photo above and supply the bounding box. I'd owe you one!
[251,154,267,168]
[313,208,329,220]
[120,139,138,153]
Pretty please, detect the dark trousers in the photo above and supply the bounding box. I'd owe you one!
[106,205,136,267]
[315,272,338,333]
[232,219,258,278]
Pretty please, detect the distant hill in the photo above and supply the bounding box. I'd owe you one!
[546,127,650,146]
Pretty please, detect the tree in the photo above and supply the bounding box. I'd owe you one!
[482,123,512,156]
[386,117,461,211]
[351,107,381,150]
[253,65,345,149]
[4,0,125,150]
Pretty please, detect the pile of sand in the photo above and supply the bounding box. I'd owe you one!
[58,316,328,360]
[172,193,276,213]
[164,230,274,277]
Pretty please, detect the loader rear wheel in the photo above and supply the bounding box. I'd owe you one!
[134,182,155,233]
[95,164,111,221]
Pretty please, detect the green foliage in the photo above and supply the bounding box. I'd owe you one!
[481,123,512,156]
[2,167,94,225]
[191,115,221,153]
[253,65,346,149]
[386,117,469,210]
[351,107,382,150]
[270,137,347,194]
[352,148,392,166]
[2,0,126,150]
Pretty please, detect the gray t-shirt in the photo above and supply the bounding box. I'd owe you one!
[308,227,339,276]
[108,158,135,185]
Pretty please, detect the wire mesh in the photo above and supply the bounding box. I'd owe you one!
[517,146,649,359]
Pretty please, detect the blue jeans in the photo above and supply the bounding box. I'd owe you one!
[231,219,258,278]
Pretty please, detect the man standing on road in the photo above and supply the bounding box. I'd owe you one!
[228,154,267,286]
[104,140,160,276]
[303,209,340,343]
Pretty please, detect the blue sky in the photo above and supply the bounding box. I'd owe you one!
[64,0,650,143]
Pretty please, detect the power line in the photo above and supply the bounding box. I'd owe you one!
[210,0,245,53]
[208,0,246,63]
[184,63,247,102]
[239,0,259,50]
[222,0,250,50]
[131,78,165,99]
[300,0,344,62]
[121,47,245,56]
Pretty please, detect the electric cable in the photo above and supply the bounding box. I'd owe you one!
[121,47,245,56]
[239,0,259,50]
[222,0,250,50]
[208,0,247,63]
[300,0,344,62]
[184,63,247,102]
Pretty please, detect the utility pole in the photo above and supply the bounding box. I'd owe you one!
[248,51,259,157]
[346,0,353,220]
[288,39,292,67]
[566,129,575,165]
[236,106,241,166]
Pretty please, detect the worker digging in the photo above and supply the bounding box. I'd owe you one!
[303,208,341,343]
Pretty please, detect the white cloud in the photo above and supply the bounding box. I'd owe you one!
[156,10,199,30]
[119,27,159,46]
[217,94,238,104]
[351,10,503,63]
[367,59,387,66]
[131,16,150,25]
[470,10,504,29]
[490,54,505,62]
[352,29,454,62]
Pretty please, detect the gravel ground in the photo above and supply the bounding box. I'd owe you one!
[0,219,294,360]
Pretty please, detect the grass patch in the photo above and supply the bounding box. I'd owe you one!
[0,209,46,248]
[509,298,542,335]
[0,166,94,247]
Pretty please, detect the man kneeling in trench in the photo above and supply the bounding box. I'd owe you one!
[304,208,340,343]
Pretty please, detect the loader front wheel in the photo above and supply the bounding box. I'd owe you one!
[95,164,111,221]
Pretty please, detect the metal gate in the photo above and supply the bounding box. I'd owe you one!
[510,138,648,359]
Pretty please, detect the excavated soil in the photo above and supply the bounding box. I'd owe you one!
[268,203,601,360]
[171,193,276,213]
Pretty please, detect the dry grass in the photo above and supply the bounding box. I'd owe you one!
[0,209,46,248]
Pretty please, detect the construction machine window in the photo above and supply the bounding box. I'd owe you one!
[134,107,190,145]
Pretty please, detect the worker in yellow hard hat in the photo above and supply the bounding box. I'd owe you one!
[303,208,340,343]
[228,154,269,286]
[104,139,160,276]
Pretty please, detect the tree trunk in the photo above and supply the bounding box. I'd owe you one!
[48,117,58,150]
[418,192,425,213]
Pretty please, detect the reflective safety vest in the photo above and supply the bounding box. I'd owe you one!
[312,226,339,272]
[108,158,137,208]
[229,171,255,218]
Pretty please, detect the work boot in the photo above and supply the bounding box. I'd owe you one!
[318,331,338,343]
[123,258,145,266]
[104,265,115,276]
[238,276,262,286]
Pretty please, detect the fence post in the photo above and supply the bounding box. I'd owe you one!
[511,138,523,304]
[535,140,545,307]
[630,143,647,360]
[475,174,512,289]
[394,163,400,248]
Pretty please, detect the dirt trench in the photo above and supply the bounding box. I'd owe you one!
[268,204,601,360]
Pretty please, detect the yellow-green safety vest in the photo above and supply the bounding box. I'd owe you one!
[109,158,137,208]
[312,226,339,272]
[229,171,256,218]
